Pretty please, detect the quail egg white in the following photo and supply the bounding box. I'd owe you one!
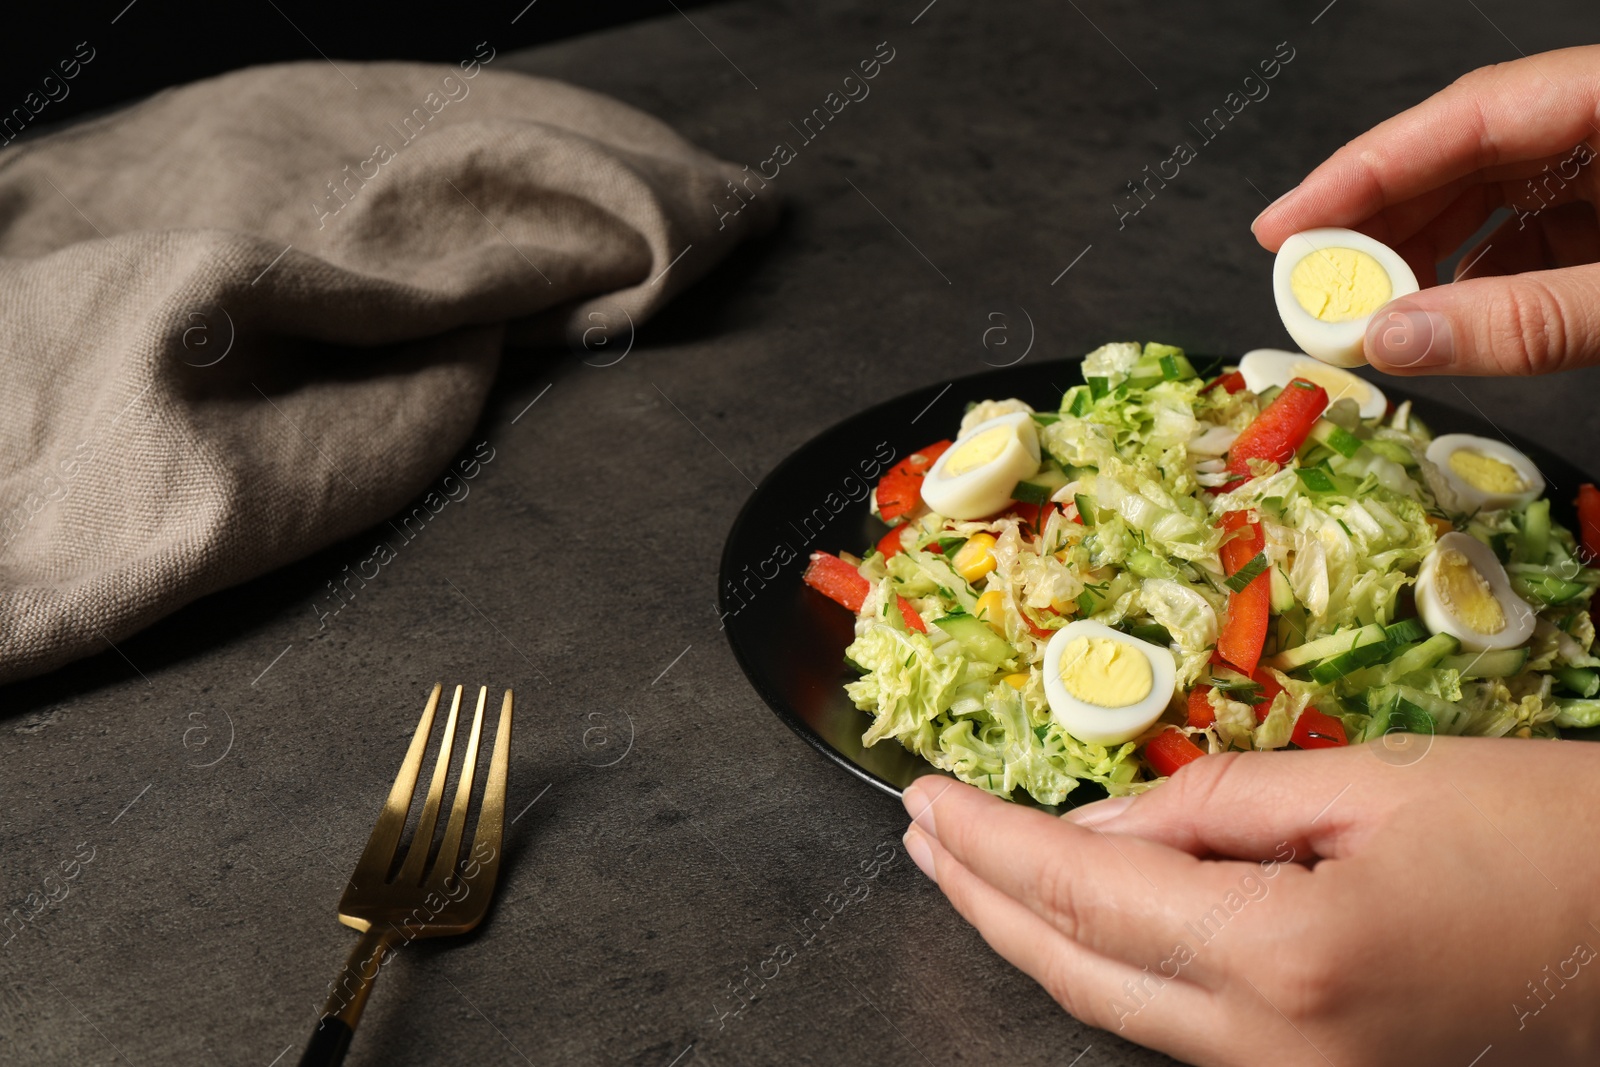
[1238,348,1388,419]
[1424,434,1544,512]
[1042,619,1177,746]
[1273,229,1419,368]
[1415,532,1536,652]
[919,411,1040,520]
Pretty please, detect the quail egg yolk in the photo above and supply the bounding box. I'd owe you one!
[945,425,1012,476]
[1447,450,1528,494]
[1435,548,1507,635]
[1057,636,1153,708]
[1290,247,1393,323]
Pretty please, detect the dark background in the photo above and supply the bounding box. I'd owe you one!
[0,1,711,134]
[6,3,1600,1066]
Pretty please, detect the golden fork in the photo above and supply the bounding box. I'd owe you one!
[298,684,513,1067]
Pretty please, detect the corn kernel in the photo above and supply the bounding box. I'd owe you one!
[1003,672,1030,690]
[974,589,1006,634]
[953,533,998,583]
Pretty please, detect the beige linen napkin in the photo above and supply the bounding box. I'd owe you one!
[0,57,775,684]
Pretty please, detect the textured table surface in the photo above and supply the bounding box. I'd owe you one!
[5,2,1600,1065]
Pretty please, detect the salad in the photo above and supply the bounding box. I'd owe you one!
[803,342,1600,806]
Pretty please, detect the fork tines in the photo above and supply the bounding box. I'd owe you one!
[353,684,512,894]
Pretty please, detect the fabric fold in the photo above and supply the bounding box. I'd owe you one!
[0,59,776,683]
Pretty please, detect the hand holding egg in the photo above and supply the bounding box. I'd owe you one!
[1271,229,1418,367]
[1253,46,1600,377]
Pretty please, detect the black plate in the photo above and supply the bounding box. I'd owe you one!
[719,359,1593,805]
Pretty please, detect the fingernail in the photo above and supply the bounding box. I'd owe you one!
[1366,305,1454,370]
[903,826,937,883]
[1065,795,1135,828]
[902,780,937,837]
[1251,185,1298,235]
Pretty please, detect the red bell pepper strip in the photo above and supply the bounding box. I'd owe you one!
[1290,707,1348,749]
[877,524,909,560]
[1202,370,1248,395]
[1017,605,1057,641]
[876,441,953,523]
[1188,667,1283,729]
[1250,668,1285,723]
[1006,501,1054,539]
[1144,729,1206,777]
[1219,575,1270,676]
[1217,511,1271,676]
[1578,483,1600,563]
[896,595,927,633]
[1225,378,1329,485]
[803,552,871,613]
[1219,509,1263,571]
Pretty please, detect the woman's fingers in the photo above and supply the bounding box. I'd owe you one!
[1064,748,1376,862]
[902,778,1254,977]
[1454,200,1600,280]
[1365,258,1600,375]
[903,825,1217,1055]
[1253,47,1600,251]
[1387,183,1507,286]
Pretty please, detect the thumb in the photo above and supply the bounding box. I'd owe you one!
[1363,264,1600,376]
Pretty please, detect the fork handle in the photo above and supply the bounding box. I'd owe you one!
[299,925,398,1067]
[298,1019,354,1066]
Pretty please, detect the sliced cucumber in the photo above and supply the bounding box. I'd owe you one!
[1310,639,1402,684]
[1383,618,1429,645]
[1368,684,1467,736]
[1268,623,1389,672]
[1338,633,1460,692]
[1012,480,1053,505]
[1516,498,1551,565]
[1270,610,1303,658]
[1014,467,1070,504]
[1122,347,1194,389]
[1508,566,1587,606]
[1074,492,1097,526]
[1296,467,1338,494]
[1310,419,1364,459]
[1269,564,1296,614]
[1363,438,1418,468]
[1158,352,1198,381]
[1392,685,1468,733]
[1128,548,1181,581]
[1554,666,1600,698]
[934,613,1016,664]
[1438,647,1529,679]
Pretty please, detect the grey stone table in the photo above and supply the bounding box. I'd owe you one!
[5,1,1600,1064]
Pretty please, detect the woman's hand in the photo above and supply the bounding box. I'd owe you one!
[1252,46,1600,377]
[902,737,1600,1066]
